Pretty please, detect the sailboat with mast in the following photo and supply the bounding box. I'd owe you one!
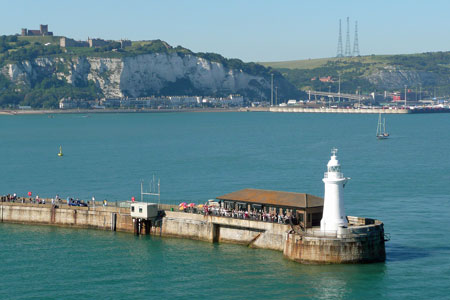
[376,112,389,139]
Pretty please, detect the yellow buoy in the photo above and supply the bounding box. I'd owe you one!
[58,146,63,157]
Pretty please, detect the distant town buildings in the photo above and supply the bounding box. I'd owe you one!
[21,24,53,36]
[59,95,244,110]
[59,98,92,109]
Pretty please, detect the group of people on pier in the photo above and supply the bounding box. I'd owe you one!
[1,194,18,202]
[1,194,109,207]
[205,207,297,224]
[1,194,51,205]
[194,204,298,225]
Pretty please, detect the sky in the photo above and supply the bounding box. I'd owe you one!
[1,0,450,62]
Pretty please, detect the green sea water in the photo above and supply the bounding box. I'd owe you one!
[0,112,449,299]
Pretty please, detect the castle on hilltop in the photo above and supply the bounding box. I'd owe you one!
[60,37,131,49]
[18,24,131,49]
[21,25,53,36]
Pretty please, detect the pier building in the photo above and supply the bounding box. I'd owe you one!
[216,189,323,228]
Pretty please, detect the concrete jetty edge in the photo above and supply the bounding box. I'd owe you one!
[0,202,386,264]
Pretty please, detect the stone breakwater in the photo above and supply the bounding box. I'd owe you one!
[269,107,410,114]
[284,216,386,264]
[0,202,386,264]
[0,202,134,232]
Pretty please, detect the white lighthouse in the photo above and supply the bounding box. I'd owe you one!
[320,148,350,232]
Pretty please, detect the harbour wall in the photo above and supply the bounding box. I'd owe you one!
[283,217,386,263]
[161,211,288,251]
[0,202,134,232]
[269,107,410,114]
[0,203,386,264]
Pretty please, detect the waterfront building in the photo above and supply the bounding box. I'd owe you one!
[223,94,244,106]
[59,98,91,109]
[287,100,297,106]
[217,188,323,228]
[168,96,200,107]
[202,95,244,107]
[59,98,77,109]
[101,98,121,108]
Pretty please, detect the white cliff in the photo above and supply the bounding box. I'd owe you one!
[1,53,275,98]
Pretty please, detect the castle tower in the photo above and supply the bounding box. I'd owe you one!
[40,24,48,35]
[320,148,349,232]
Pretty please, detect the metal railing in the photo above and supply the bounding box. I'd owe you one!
[298,227,382,239]
[174,207,295,225]
[323,172,344,179]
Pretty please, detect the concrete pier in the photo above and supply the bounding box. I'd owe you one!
[0,202,386,264]
[161,211,289,251]
[269,107,410,114]
[0,202,134,232]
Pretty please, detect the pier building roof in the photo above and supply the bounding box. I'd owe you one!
[216,188,323,209]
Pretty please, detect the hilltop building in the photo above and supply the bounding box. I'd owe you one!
[119,39,132,48]
[60,37,89,48]
[21,25,53,36]
[60,37,132,49]
[88,38,109,48]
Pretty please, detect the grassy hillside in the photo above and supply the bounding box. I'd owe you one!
[260,55,390,70]
[18,35,61,45]
[260,52,450,96]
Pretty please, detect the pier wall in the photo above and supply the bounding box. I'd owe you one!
[0,203,386,264]
[161,211,288,251]
[283,220,386,263]
[0,203,134,232]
